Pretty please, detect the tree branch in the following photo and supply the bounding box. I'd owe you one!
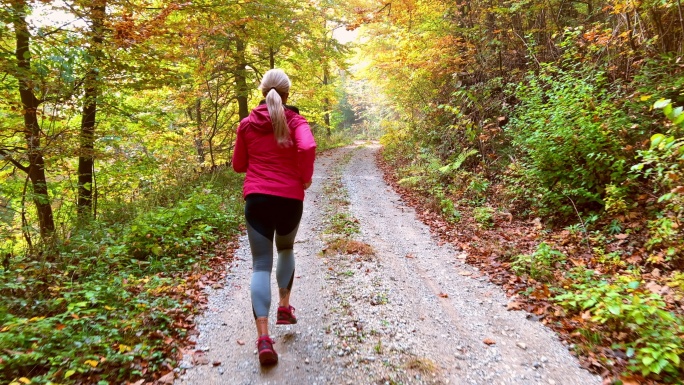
[0,149,29,173]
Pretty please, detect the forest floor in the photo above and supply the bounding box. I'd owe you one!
[174,142,600,385]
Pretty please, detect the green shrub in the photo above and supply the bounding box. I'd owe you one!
[472,206,494,227]
[394,148,471,223]
[555,276,684,380]
[121,187,241,268]
[506,62,632,217]
[0,171,244,384]
[632,99,684,263]
[511,242,566,281]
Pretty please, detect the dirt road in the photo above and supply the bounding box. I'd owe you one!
[176,143,601,385]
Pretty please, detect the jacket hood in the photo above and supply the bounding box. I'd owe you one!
[246,104,274,133]
[245,102,302,133]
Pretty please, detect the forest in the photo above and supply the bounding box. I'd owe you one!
[1,0,683,384]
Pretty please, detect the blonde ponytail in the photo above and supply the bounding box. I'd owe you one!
[260,69,292,147]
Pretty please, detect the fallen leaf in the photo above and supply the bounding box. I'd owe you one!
[645,281,664,295]
[483,338,496,345]
[614,233,628,240]
[212,361,221,366]
[458,271,472,276]
[84,359,99,367]
[158,372,175,384]
[405,253,415,258]
[438,292,449,298]
[507,301,523,311]
[192,351,210,365]
[236,340,245,346]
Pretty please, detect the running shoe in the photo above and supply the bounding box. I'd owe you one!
[256,335,278,365]
[276,305,297,325]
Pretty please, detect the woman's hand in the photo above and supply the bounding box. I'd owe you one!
[303,181,312,190]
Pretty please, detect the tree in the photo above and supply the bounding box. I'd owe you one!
[77,0,106,218]
[3,0,55,238]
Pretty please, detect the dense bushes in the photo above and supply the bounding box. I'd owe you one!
[505,64,634,217]
[556,275,684,380]
[0,171,243,384]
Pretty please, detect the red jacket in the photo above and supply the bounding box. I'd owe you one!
[232,104,316,201]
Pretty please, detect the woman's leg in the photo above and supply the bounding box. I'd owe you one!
[274,199,303,308]
[275,226,298,307]
[245,195,276,336]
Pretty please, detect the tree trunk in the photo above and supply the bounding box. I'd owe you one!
[235,28,249,120]
[78,0,106,219]
[11,0,55,237]
[269,46,275,69]
[193,99,206,165]
[323,67,331,136]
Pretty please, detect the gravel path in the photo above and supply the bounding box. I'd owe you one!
[176,143,601,385]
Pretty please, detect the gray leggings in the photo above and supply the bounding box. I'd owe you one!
[245,194,303,319]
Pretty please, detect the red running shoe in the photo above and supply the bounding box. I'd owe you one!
[276,305,297,325]
[256,335,278,365]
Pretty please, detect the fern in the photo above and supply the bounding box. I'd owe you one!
[438,148,478,174]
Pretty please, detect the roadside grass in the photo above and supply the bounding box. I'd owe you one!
[404,356,438,375]
[0,171,244,385]
[325,238,374,257]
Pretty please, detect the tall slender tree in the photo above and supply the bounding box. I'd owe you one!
[77,0,107,218]
[5,0,55,237]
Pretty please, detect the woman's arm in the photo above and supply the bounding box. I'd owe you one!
[292,117,316,185]
[232,123,248,173]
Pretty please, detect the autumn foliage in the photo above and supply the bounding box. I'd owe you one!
[359,0,684,382]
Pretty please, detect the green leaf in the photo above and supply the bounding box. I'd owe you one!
[657,193,673,203]
[65,369,76,378]
[653,98,671,109]
[608,304,621,315]
[642,355,655,366]
[674,113,684,125]
[627,281,639,290]
[626,347,634,357]
[650,133,665,148]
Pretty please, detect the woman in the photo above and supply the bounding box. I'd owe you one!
[231,69,316,365]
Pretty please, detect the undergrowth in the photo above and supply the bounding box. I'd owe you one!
[378,96,684,382]
[0,171,244,385]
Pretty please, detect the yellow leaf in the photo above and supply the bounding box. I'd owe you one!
[104,306,114,310]
[9,381,21,385]
[118,344,132,353]
[84,359,98,367]
[64,369,76,379]
[19,378,31,384]
[640,95,653,101]
[28,317,45,322]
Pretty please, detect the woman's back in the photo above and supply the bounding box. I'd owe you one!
[232,103,316,201]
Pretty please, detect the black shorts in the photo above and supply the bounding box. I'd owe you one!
[244,193,303,241]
